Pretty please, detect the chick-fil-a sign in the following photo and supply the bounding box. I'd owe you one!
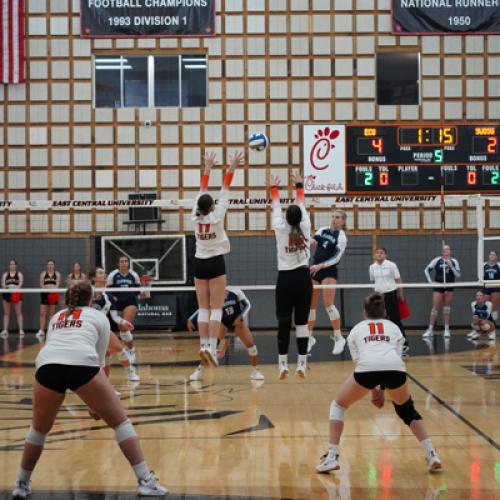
[303,124,346,194]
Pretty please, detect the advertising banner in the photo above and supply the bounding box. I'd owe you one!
[392,0,500,34]
[80,0,216,37]
[135,294,177,330]
[303,125,346,195]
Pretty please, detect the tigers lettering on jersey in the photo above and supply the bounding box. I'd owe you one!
[52,309,83,330]
[364,321,390,343]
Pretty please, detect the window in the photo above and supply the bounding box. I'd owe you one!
[376,52,420,105]
[93,55,207,108]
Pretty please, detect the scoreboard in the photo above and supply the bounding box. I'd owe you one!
[346,125,500,194]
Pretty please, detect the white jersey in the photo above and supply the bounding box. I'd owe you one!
[347,319,405,373]
[369,259,401,294]
[272,201,311,271]
[36,306,110,370]
[192,188,230,259]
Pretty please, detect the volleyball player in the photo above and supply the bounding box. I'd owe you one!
[192,150,244,367]
[187,287,264,382]
[37,260,61,339]
[11,281,166,499]
[307,210,347,356]
[89,267,140,382]
[422,245,461,338]
[467,290,496,341]
[1,260,24,338]
[270,172,312,379]
[369,247,410,355]
[483,250,500,322]
[316,293,442,474]
[67,261,87,286]
[107,256,143,363]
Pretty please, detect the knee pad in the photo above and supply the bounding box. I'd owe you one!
[430,309,438,319]
[481,322,492,331]
[492,311,498,321]
[198,308,209,323]
[295,324,309,338]
[119,330,133,342]
[247,345,258,356]
[326,305,340,321]
[210,309,223,322]
[329,401,345,421]
[25,426,47,446]
[114,419,136,444]
[308,309,316,322]
[442,306,451,315]
[393,397,422,426]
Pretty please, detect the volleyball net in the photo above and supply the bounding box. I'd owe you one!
[0,194,498,330]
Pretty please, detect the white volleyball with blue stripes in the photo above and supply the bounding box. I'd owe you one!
[248,132,269,151]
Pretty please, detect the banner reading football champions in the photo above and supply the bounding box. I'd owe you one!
[80,0,216,37]
[392,0,500,33]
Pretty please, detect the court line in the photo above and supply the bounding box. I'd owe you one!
[407,372,499,451]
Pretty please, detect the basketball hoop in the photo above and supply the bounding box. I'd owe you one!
[140,275,153,299]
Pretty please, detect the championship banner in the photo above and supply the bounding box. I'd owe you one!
[392,0,500,34]
[80,0,216,37]
[303,125,346,195]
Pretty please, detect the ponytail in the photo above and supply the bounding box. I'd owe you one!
[286,204,306,248]
[65,281,92,316]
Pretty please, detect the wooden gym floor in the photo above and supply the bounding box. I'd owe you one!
[0,331,497,499]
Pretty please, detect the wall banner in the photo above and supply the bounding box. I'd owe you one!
[136,294,177,329]
[80,0,216,37]
[392,0,500,34]
[303,125,346,195]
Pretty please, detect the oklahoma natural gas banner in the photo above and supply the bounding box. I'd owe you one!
[392,0,500,33]
[303,125,346,195]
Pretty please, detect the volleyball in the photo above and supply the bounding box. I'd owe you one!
[248,132,269,151]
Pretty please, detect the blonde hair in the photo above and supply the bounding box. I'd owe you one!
[332,209,347,231]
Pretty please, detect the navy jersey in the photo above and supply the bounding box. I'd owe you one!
[189,288,251,330]
[471,300,493,321]
[106,269,140,301]
[484,263,500,282]
[312,227,347,268]
[92,292,119,316]
[425,257,461,284]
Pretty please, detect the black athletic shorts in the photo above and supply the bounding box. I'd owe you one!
[482,287,500,295]
[2,293,13,303]
[114,295,139,310]
[312,265,338,283]
[194,255,226,280]
[353,370,406,390]
[222,301,242,330]
[35,364,100,393]
[433,286,454,293]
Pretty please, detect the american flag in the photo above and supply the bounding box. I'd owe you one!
[0,0,24,84]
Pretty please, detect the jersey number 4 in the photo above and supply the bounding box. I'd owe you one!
[198,223,211,234]
[368,322,384,335]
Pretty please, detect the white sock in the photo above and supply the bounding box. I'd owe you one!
[421,438,434,456]
[333,329,342,340]
[297,354,307,366]
[427,325,433,331]
[18,467,32,483]
[132,461,151,481]
[328,444,339,457]
[278,354,288,366]
[200,337,208,349]
[208,337,217,351]
[444,325,450,330]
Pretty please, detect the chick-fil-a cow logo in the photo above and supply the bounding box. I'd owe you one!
[303,124,346,195]
[310,127,340,170]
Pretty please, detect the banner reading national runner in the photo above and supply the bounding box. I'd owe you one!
[392,0,500,34]
[80,0,216,37]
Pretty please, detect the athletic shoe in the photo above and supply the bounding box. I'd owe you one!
[18,330,25,337]
[199,348,210,366]
[307,335,316,354]
[278,365,289,380]
[422,329,433,338]
[189,365,203,382]
[205,349,219,367]
[426,450,442,472]
[137,472,168,496]
[316,452,340,473]
[126,348,136,364]
[35,329,45,339]
[332,336,346,355]
[468,330,481,340]
[295,362,306,379]
[127,366,140,382]
[488,331,496,340]
[12,480,31,499]
[443,328,451,338]
[0,330,8,338]
[250,367,265,381]
[114,389,121,397]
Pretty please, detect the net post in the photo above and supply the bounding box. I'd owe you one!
[476,195,485,284]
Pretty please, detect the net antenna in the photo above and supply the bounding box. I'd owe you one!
[139,274,154,299]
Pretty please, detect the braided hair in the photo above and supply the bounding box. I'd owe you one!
[286,204,306,248]
[65,281,92,316]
